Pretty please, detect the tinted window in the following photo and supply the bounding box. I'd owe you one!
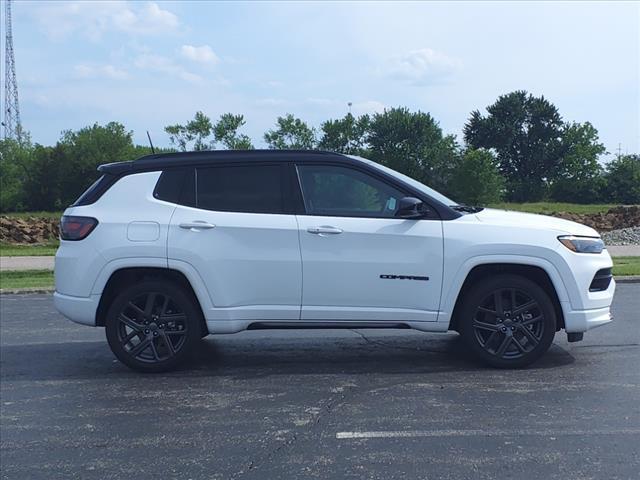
[153,169,187,204]
[297,164,405,217]
[72,174,119,207]
[196,164,284,214]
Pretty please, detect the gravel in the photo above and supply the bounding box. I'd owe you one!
[602,227,640,246]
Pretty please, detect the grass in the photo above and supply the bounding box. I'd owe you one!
[487,202,617,215]
[0,269,54,290]
[1,211,62,219]
[0,242,59,257]
[612,257,640,277]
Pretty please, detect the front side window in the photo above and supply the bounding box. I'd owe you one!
[196,164,284,214]
[297,164,405,218]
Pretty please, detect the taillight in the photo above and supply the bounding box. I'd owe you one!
[59,216,98,241]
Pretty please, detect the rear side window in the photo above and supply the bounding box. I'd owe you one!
[196,164,284,214]
[72,174,119,207]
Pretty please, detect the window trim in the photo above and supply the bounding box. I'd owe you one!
[293,161,441,220]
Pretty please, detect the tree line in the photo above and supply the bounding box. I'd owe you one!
[1,90,638,213]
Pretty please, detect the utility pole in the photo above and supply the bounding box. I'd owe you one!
[3,0,22,142]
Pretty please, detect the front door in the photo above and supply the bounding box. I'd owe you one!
[295,163,443,322]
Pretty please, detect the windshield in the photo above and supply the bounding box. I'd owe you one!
[347,155,458,206]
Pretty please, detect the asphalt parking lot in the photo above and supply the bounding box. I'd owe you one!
[1,285,639,480]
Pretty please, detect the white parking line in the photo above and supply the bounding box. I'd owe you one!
[336,428,640,439]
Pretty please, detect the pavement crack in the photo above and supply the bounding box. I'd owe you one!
[230,384,357,479]
[349,329,444,353]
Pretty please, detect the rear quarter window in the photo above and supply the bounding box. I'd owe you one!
[72,174,119,207]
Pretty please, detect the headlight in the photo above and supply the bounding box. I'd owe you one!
[558,235,604,254]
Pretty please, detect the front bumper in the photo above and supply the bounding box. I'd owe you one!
[562,303,613,333]
[561,276,615,333]
[53,291,99,326]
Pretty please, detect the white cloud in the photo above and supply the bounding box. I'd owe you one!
[352,100,386,115]
[32,1,179,40]
[383,48,462,85]
[134,54,203,84]
[306,97,335,107]
[74,64,129,80]
[256,98,287,107]
[181,45,219,65]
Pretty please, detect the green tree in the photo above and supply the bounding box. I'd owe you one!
[450,148,505,205]
[319,113,370,155]
[264,114,316,149]
[213,113,254,149]
[165,111,213,151]
[367,107,459,195]
[56,122,136,206]
[21,144,67,211]
[464,90,564,201]
[605,154,640,204]
[551,122,606,203]
[0,137,34,212]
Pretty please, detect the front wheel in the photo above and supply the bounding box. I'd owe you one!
[458,274,557,368]
[105,280,203,373]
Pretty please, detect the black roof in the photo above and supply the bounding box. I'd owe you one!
[98,149,348,174]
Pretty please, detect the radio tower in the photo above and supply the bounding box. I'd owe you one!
[3,0,22,142]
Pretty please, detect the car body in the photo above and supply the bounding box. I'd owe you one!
[54,150,615,371]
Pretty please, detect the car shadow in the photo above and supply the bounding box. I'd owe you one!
[0,330,575,382]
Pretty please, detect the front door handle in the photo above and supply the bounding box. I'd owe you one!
[179,221,216,231]
[307,226,343,235]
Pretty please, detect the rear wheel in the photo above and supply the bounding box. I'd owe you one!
[458,274,556,368]
[105,280,202,372]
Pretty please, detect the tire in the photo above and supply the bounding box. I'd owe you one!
[458,274,556,368]
[105,280,203,373]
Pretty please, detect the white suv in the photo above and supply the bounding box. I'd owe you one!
[54,150,615,372]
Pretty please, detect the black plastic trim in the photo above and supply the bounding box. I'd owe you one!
[589,267,613,292]
[246,322,411,330]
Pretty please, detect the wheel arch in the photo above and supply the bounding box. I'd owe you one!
[95,267,207,336]
[447,262,566,332]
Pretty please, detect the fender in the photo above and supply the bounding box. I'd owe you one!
[437,254,571,328]
[90,256,215,315]
[91,256,169,295]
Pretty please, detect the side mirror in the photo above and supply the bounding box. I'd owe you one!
[396,197,427,219]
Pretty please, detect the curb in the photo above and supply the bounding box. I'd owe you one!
[0,287,55,295]
[1,276,639,295]
[614,276,640,284]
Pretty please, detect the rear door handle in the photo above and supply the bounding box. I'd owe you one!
[307,226,343,235]
[179,221,216,231]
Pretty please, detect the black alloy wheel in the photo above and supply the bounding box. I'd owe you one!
[105,280,202,372]
[472,288,545,360]
[459,274,556,368]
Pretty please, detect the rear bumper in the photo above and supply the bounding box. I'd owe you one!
[53,291,99,326]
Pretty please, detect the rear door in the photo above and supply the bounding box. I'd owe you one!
[294,163,444,322]
[168,162,302,321]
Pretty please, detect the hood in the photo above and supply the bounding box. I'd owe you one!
[473,208,600,237]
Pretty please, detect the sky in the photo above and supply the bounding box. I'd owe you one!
[3,0,639,160]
